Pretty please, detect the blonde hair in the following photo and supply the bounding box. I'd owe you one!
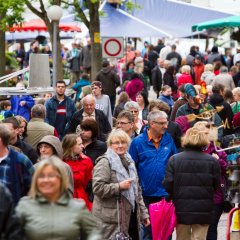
[182,127,209,148]
[181,65,191,74]
[29,156,68,198]
[62,134,80,158]
[194,121,209,133]
[107,129,131,147]
[204,64,214,72]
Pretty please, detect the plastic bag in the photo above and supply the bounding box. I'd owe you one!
[149,198,177,240]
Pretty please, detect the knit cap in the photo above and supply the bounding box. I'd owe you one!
[184,84,197,97]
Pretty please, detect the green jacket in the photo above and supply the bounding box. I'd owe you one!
[16,192,101,240]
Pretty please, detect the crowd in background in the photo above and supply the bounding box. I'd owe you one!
[1,38,240,240]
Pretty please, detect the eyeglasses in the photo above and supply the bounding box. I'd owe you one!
[116,121,131,125]
[38,174,60,180]
[153,121,168,126]
[130,110,139,113]
[111,141,127,146]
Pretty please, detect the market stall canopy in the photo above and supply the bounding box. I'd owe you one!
[192,15,240,32]
[128,0,234,38]
[9,19,81,32]
[100,3,169,37]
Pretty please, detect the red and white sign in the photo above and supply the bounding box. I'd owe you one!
[102,37,124,58]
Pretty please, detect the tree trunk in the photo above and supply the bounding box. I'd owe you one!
[0,28,6,78]
[88,1,102,79]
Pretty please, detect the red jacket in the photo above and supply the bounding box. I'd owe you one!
[64,154,93,210]
[194,63,204,85]
[177,73,194,87]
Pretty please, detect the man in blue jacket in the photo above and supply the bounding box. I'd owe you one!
[45,81,76,139]
[129,110,177,240]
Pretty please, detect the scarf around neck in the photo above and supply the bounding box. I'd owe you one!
[106,148,138,209]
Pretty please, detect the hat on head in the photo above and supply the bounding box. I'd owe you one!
[91,81,102,88]
[233,112,240,128]
[184,84,197,97]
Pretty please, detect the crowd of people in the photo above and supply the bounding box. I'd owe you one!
[1,38,240,240]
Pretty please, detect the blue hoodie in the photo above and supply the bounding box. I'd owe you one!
[72,79,91,102]
[129,127,177,197]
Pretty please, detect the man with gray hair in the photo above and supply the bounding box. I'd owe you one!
[129,110,177,239]
[25,104,57,149]
[212,66,235,90]
[68,95,111,141]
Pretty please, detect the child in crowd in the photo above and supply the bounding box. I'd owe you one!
[158,85,174,112]
[0,100,14,120]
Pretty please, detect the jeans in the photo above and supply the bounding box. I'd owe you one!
[109,95,116,114]
[206,203,224,240]
[142,196,164,240]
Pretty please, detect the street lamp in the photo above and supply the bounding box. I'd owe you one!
[47,5,63,87]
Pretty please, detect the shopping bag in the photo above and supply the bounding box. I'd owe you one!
[149,199,177,240]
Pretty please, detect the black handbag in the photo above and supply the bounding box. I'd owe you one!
[109,199,132,240]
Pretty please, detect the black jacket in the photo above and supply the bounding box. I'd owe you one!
[13,138,39,164]
[163,149,221,225]
[95,67,120,96]
[0,183,23,239]
[167,121,182,151]
[151,65,162,97]
[209,93,234,136]
[68,109,112,141]
[83,139,107,165]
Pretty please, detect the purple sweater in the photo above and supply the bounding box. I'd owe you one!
[204,143,228,204]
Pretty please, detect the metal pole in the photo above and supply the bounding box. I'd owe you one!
[52,21,57,87]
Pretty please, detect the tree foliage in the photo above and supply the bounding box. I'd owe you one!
[0,0,25,29]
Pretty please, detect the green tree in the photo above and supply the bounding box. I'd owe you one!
[0,0,24,77]
[25,0,101,80]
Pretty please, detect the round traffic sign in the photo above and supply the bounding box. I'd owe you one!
[104,39,122,57]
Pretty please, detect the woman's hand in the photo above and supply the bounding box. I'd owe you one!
[143,218,150,227]
[119,179,132,190]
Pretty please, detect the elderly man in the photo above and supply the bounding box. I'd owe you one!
[116,110,137,139]
[212,66,235,90]
[68,95,111,141]
[129,110,177,239]
[25,104,57,149]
